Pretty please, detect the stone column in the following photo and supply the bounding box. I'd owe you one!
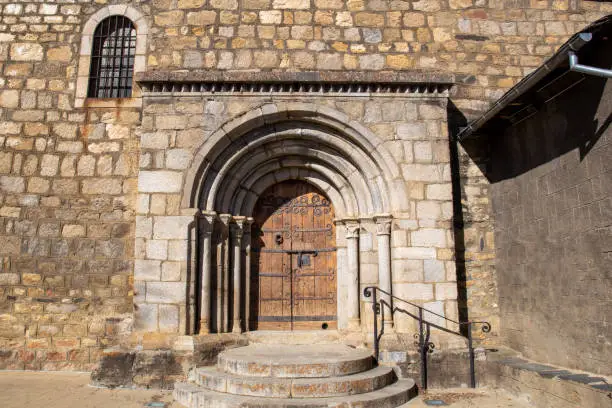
[231,217,246,333]
[219,214,232,333]
[244,217,254,331]
[345,219,361,331]
[199,211,216,334]
[215,228,223,332]
[375,214,394,331]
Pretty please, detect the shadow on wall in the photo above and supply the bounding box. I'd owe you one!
[446,100,470,336]
[481,34,611,183]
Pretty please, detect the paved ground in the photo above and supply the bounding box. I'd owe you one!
[0,371,530,408]
[403,388,531,407]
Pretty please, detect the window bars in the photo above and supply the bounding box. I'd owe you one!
[88,16,136,98]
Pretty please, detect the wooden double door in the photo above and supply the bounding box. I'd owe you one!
[251,181,337,330]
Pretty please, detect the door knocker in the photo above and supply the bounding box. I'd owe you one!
[275,233,283,245]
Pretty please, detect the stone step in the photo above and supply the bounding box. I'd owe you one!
[218,344,373,378]
[195,365,396,398]
[246,330,342,345]
[174,378,417,408]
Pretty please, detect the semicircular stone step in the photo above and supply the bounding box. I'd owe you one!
[218,344,374,378]
[196,365,396,398]
[174,378,417,408]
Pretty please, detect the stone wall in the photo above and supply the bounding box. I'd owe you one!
[142,0,611,117]
[0,3,141,370]
[488,47,611,374]
[0,0,610,372]
[134,95,460,337]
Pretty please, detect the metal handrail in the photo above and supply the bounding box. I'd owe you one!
[363,286,491,389]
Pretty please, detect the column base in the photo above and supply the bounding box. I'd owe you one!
[347,318,361,331]
[198,320,210,335]
[232,320,242,334]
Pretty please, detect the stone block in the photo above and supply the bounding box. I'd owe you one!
[402,164,447,182]
[424,259,445,282]
[135,304,158,331]
[138,171,183,193]
[140,132,169,149]
[393,247,437,260]
[273,0,310,9]
[136,216,153,238]
[162,262,182,281]
[411,229,446,247]
[168,240,188,261]
[426,184,452,200]
[82,179,122,195]
[159,305,180,332]
[0,176,25,193]
[146,240,168,260]
[88,142,120,154]
[186,10,216,25]
[392,259,423,282]
[134,259,161,281]
[146,282,187,304]
[0,90,19,108]
[397,123,427,140]
[153,216,193,239]
[166,149,191,170]
[423,301,446,327]
[47,46,72,62]
[40,154,60,177]
[435,283,458,300]
[417,201,441,220]
[10,43,44,61]
[62,225,85,238]
[260,10,282,24]
[77,156,95,176]
[393,283,433,301]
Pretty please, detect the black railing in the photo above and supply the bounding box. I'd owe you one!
[363,286,491,390]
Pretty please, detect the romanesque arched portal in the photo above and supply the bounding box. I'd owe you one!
[187,103,404,334]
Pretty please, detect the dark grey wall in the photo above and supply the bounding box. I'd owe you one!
[487,46,611,375]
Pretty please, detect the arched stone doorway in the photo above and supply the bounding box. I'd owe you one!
[251,181,337,331]
[183,103,411,335]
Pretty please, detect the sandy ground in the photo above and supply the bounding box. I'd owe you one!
[0,371,530,408]
[0,371,179,408]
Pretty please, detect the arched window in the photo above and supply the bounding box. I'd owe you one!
[88,16,136,98]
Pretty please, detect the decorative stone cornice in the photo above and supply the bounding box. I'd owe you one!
[137,70,454,96]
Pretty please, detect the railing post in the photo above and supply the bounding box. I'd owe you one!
[372,289,379,360]
[468,321,476,388]
[419,307,427,390]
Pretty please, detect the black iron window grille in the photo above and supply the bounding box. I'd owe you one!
[88,16,136,98]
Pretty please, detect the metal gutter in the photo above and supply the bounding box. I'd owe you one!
[568,51,612,78]
[456,32,593,142]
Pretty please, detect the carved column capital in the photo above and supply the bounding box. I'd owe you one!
[232,216,247,239]
[199,211,217,237]
[344,219,360,240]
[374,214,393,236]
[219,213,233,225]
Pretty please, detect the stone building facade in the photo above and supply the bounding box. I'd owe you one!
[0,0,610,376]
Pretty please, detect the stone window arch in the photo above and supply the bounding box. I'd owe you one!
[76,5,148,108]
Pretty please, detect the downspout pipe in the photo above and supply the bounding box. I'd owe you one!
[569,51,612,78]
[456,32,594,141]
